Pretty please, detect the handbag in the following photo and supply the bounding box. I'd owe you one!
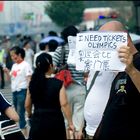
[55,45,73,88]
[0,115,25,140]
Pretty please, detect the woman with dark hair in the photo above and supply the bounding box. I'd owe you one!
[3,46,33,138]
[25,53,74,140]
[53,25,86,139]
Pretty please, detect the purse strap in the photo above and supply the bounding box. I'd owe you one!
[86,71,99,95]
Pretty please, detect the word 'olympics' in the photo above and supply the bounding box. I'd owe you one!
[76,32,127,71]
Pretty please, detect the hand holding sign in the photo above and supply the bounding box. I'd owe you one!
[75,31,127,71]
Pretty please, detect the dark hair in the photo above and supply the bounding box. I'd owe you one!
[36,52,52,72]
[61,25,79,43]
[10,46,25,59]
[48,31,58,36]
[29,53,53,101]
[23,40,30,48]
[39,42,47,51]
[48,40,58,52]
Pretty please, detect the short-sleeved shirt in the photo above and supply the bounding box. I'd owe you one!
[10,60,33,92]
[53,45,85,85]
[94,72,140,140]
[0,92,11,113]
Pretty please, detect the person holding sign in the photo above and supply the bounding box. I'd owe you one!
[84,70,117,139]
[53,25,86,139]
[86,20,140,140]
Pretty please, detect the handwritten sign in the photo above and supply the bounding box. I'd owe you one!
[67,36,76,65]
[75,32,127,71]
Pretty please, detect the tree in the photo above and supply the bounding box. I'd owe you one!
[45,1,85,27]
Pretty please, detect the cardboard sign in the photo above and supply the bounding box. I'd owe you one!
[67,36,76,65]
[75,31,127,71]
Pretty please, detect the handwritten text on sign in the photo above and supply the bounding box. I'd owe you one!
[75,32,127,71]
[67,36,76,65]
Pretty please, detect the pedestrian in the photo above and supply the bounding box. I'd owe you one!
[84,70,117,139]
[2,36,12,71]
[0,46,6,89]
[53,25,86,139]
[23,40,34,69]
[92,20,140,140]
[48,39,59,54]
[3,46,33,138]
[33,42,48,69]
[48,30,58,36]
[25,52,75,140]
[0,91,25,140]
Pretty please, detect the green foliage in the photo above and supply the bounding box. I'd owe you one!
[45,1,85,27]
[23,12,34,20]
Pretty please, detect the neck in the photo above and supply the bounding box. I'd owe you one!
[45,71,52,77]
[17,59,23,64]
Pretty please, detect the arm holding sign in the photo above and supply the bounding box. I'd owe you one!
[118,45,140,92]
[92,20,140,140]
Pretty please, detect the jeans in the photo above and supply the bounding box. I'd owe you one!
[13,89,27,129]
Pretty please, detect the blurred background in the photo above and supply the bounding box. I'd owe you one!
[0,1,140,36]
[0,0,140,102]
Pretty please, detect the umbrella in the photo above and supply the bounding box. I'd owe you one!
[40,36,64,45]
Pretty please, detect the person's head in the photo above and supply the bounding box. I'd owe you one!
[23,40,31,49]
[41,33,45,39]
[36,52,53,74]
[29,53,53,99]
[16,34,22,39]
[99,20,137,55]
[3,35,10,42]
[61,25,79,43]
[10,46,25,63]
[48,31,58,36]
[39,42,48,51]
[99,20,127,33]
[48,39,58,52]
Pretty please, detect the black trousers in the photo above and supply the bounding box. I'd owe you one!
[0,65,5,89]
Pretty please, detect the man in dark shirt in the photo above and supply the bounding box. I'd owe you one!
[93,20,140,140]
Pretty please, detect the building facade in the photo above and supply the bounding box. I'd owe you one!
[0,1,52,36]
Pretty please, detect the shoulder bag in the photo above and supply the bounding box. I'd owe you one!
[55,45,73,88]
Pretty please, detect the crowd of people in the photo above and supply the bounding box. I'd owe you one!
[0,20,140,140]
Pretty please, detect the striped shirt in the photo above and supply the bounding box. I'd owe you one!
[53,45,85,85]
